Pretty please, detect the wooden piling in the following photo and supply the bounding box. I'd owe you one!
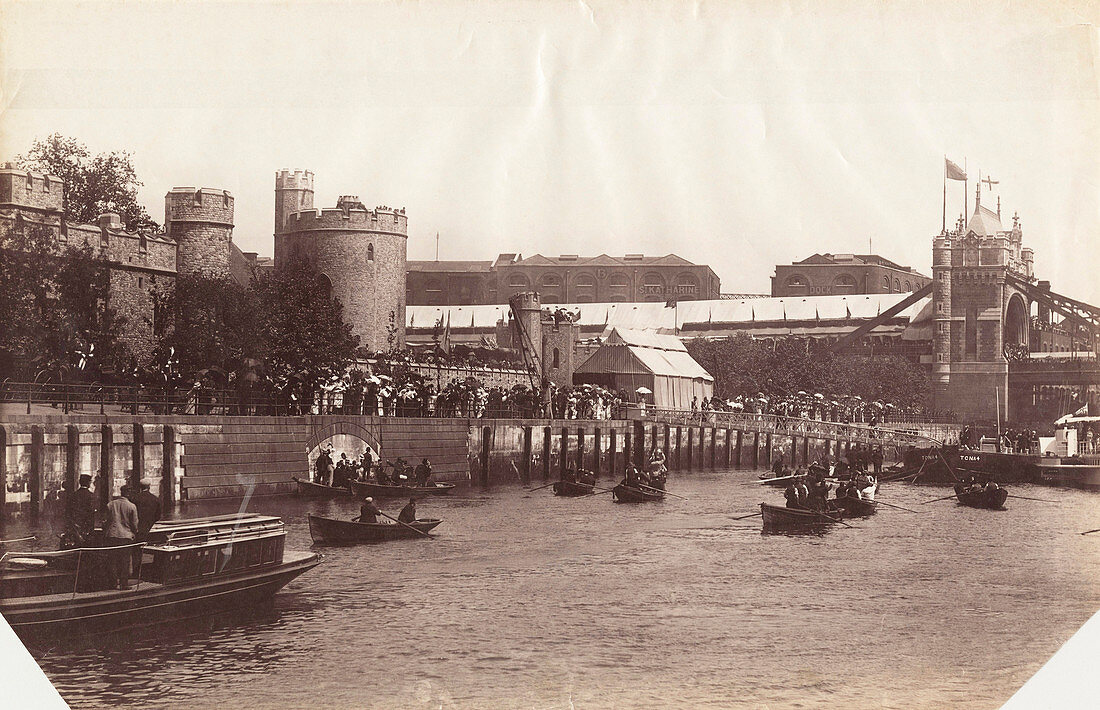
[752,432,760,469]
[623,431,632,473]
[560,426,569,479]
[675,427,682,470]
[633,420,646,470]
[576,427,585,470]
[99,424,113,513]
[132,423,145,490]
[522,426,533,485]
[802,436,810,466]
[480,426,491,487]
[685,427,694,470]
[162,424,177,508]
[725,428,734,468]
[30,425,44,520]
[542,426,552,480]
[66,424,80,495]
[663,425,671,460]
[609,428,618,476]
[764,432,772,468]
[710,428,717,469]
[593,428,602,477]
[0,425,6,521]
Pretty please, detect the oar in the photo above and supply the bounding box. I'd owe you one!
[379,510,432,538]
[921,493,958,504]
[812,510,854,529]
[1081,528,1100,535]
[731,511,762,520]
[868,499,923,514]
[0,536,35,545]
[637,483,687,500]
[1006,493,1059,503]
[936,450,961,482]
[526,481,558,492]
[587,488,615,496]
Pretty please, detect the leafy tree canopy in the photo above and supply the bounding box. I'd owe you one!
[18,133,157,231]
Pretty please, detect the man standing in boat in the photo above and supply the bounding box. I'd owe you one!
[104,486,140,590]
[71,474,97,544]
[415,458,433,487]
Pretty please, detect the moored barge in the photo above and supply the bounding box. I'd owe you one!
[0,513,320,641]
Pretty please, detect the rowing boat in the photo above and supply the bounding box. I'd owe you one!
[293,477,353,498]
[612,483,665,502]
[306,514,442,544]
[349,479,456,498]
[953,484,1009,510]
[759,502,838,528]
[832,495,877,517]
[553,480,595,496]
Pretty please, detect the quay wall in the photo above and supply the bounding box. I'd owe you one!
[0,413,916,520]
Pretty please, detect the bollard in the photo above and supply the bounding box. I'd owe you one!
[99,424,113,514]
[576,427,585,470]
[542,426,552,480]
[30,425,44,521]
[162,425,177,508]
[522,426,533,486]
[480,426,491,487]
[66,425,80,495]
[0,425,6,522]
[593,428,602,477]
[132,423,145,490]
[609,428,617,476]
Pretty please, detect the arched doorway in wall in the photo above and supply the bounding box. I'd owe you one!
[1005,292,1029,351]
[318,273,334,301]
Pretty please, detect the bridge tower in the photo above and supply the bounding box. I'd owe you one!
[932,181,1034,421]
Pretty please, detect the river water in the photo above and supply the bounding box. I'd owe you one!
[9,469,1100,709]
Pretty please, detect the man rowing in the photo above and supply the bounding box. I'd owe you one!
[398,498,417,525]
[357,496,382,524]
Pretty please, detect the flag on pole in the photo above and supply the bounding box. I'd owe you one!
[1073,403,1088,417]
[945,158,967,181]
[441,311,451,353]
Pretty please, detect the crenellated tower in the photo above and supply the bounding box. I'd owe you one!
[165,187,234,278]
[273,171,408,351]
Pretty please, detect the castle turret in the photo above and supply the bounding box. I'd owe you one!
[275,169,314,235]
[273,171,407,350]
[509,292,545,376]
[165,187,234,278]
[0,162,64,215]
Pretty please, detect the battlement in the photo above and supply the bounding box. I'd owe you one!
[0,163,64,212]
[165,187,234,225]
[276,169,314,191]
[283,205,408,234]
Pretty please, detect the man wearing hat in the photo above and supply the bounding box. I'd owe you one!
[127,479,162,540]
[356,497,382,524]
[72,474,97,542]
[397,497,417,525]
[104,485,140,590]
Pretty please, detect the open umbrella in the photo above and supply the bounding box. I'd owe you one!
[635,386,653,395]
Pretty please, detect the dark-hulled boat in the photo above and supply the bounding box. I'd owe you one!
[833,495,877,517]
[293,476,353,498]
[553,480,595,496]
[759,502,839,529]
[349,479,456,498]
[307,514,442,544]
[0,513,320,641]
[954,484,1009,510]
[612,483,665,502]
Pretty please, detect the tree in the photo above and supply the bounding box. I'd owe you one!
[17,133,157,231]
[0,221,123,380]
[252,258,359,386]
[156,274,258,377]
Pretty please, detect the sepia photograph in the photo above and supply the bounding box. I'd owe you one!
[0,1,1098,708]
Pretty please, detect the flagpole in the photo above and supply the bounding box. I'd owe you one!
[942,155,947,233]
[964,157,968,222]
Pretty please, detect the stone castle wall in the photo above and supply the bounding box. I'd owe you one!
[0,165,64,213]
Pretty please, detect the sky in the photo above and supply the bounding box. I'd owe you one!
[1,0,1098,303]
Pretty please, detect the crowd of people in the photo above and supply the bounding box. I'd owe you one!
[311,445,435,489]
[691,391,931,425]
[958,425,1041,454]
[779,458,878,512]
[618,447,668,492]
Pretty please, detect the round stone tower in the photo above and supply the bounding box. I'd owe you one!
[274,169,314,235]
[509,291,545,374]
[165,187,234,278]
[274,172,408,351]
[931,234,952,396]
